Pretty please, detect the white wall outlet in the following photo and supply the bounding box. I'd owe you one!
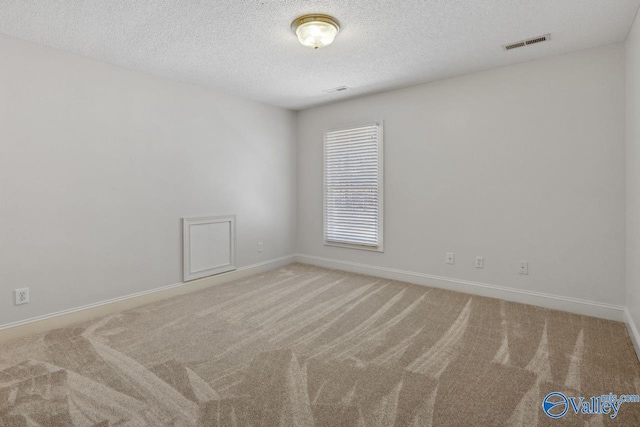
[446,252,455,265]
[475,256,484,269]
[257,242,263,252]
[519,261,528,275]
[15,288,29,305]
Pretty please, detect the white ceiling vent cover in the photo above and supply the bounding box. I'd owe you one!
[323,86,349,94]
[503,34,551,51]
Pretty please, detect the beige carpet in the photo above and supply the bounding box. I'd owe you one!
[0,263,639,426]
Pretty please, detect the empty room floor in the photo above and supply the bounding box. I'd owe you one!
[1,263,639,426]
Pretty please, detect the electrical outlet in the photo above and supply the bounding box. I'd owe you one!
[446,252,455,265]
[475,256,484,269]
[257,242,263,252]
[519,261,528,275]
[15,288,29,305]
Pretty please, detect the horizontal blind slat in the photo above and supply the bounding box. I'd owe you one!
[325,127,378,138]
[325,237,378,246]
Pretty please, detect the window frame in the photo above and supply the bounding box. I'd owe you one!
[323,121,384,252]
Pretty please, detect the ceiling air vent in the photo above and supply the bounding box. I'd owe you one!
[323,86,349,94]
[504,34,550,51]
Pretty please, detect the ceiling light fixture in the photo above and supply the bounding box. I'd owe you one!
[291,14,340,49]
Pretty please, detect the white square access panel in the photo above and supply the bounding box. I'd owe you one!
[183,215,236,281]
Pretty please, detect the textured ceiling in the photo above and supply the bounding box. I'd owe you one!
[0,0,639,110]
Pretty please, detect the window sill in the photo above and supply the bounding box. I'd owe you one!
[324,241,384,253]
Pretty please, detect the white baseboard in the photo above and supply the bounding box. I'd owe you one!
[0,255,295,342]
[625,308,640,361]
[294,254,625,322]
[2,252,630,347]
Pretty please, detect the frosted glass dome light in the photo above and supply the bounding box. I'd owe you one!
[292,14,340,49]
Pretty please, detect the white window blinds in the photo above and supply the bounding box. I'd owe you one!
[324,123,383,250]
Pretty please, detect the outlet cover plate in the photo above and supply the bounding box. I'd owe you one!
[518,261,529,275]
[15,288,30,305]
[446,252,455,265]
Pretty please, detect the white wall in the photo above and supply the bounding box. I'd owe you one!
[0,34,297,327]
[0,32,630,328]
[297,44,626,308]
[627,13,640,334]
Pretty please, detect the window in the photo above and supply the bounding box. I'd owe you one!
[324,122,383,251]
